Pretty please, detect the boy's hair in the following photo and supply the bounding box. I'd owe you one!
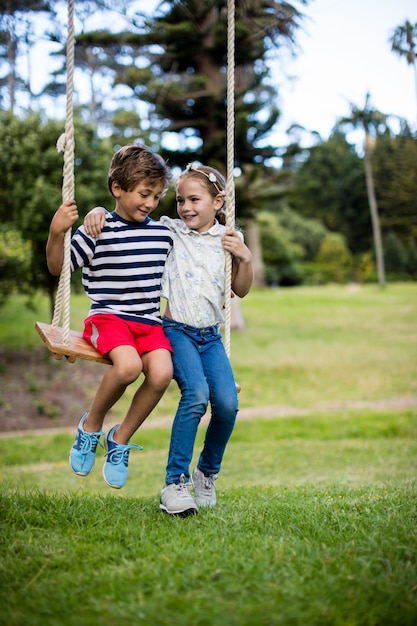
[179,164,227,225]
[108,144,172,196]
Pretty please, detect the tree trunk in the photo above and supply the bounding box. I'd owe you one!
[246,219,266,287]
[364,132,386,287]
[231,295,245,331]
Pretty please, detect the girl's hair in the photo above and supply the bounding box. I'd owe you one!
[178,163,227,225]
[108,144,172,196]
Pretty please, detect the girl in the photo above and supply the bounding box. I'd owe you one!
[85,163,253,514]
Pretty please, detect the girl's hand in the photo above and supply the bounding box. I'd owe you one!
[223,230,254,298]
[222,230,252,264]
[84,206,107,237]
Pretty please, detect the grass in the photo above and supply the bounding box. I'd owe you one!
[1,412,416,625]
[1,481,416,626]
[1,282,416,417]
[1,284,417,625]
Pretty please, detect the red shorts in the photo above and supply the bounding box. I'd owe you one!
[83,314,173,358]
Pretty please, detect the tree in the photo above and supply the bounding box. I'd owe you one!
[75,1,307,178]
[390,20,417,121]
[287,131,370,254]
[75,0,308,288]
[371,124,417,244]
[0,110,115,311]
[0,0,53,112]
[337,94,387,288]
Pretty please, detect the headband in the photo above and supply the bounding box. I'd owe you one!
[186,163,226,196]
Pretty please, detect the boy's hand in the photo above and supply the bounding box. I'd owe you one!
[46,199,79,276]
[84,206,107,237]
[49,199,78,235]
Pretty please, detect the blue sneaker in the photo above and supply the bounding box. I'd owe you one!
[69,412,104,476]
[102,425,143,489]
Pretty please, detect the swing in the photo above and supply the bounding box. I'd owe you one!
[35,0,110,365]
[36,0,238,379]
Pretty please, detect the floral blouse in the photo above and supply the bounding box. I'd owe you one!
[160,216,228,328]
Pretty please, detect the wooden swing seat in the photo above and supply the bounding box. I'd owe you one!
[35,321,111,365]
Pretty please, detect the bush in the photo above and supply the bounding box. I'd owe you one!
[314,232,353,283]
[0,226,32,304]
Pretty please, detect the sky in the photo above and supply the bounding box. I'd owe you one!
[26,0,416,150]
[272,0,417,145]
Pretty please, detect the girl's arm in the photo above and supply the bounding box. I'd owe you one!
[222,230,254,298]
[84,206,109,237]
[46,199,79,275]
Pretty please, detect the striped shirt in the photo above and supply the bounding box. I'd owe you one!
[70,211,173,325]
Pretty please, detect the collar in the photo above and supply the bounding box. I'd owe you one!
[180,219,223,236]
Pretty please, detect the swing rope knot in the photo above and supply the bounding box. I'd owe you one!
[56,133,67,153]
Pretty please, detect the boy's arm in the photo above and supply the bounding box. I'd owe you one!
[46,199,79,275]
[222,231,254,298]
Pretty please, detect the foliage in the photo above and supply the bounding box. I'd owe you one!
[288,131,370,253]
[0,225,32,304]
[313,232,353,283]
[336,94,389,287]
[384,231,417,280]
[256,207,330,286]
[0,0,54,111]
[0,110,116,307]
[390,20,417,111]
[277,204,328,260]
[257,210,302,286]
[372,129,417,242]
[74,0,307,170]
[0,2,416,295]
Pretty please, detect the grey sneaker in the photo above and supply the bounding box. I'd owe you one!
[192,467,218,507]
[160,474,198,516]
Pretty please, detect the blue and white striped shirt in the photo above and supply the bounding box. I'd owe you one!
[70,211,173,325]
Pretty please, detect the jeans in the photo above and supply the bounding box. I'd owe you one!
[162,317,239,485]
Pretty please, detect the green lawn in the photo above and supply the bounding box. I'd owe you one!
[1,282,416,417]
[0,284,416,625]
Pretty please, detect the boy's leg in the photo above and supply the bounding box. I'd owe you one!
[83,344,144,434]
[100,347,172,489]
[69,344,143,476]
[115,348,173,443]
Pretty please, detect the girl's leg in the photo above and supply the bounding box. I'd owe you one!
[163,322,210,485]
[198,336,238,476]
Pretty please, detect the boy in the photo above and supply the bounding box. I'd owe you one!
[46,144,174,489]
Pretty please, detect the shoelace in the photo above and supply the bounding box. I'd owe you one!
[78,430,104,454]
[175,475,193,499]
[201,474,217,494]
[106,442,143,466]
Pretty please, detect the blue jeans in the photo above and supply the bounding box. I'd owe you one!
[162,317,239,485]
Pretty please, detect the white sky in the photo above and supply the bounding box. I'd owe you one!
[273,0,417,145]
[27,0,416,150]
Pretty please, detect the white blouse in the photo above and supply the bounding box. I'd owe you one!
[160,216,228,328]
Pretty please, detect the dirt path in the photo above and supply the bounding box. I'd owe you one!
[1,348,416,438]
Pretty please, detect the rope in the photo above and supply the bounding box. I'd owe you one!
[224,0,236,358]
[51,0,75,346]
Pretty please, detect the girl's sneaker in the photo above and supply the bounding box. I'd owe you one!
[192,467,218,507]
[102,424,143,489]
[69,412,104,476]
[160,474,198,515]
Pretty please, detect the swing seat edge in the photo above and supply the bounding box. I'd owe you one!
[35,321,111,365]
